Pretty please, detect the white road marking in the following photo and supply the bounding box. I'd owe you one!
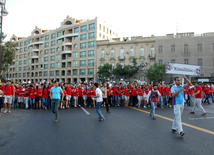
[81,107,90,115]
[188,117,214,120]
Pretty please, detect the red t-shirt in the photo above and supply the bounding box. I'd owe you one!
[61,89,66,97]
[205,87,210,94]
[195,86,202,99]
[23,89,29,97]
[0,85,5,91]
[107,90,110,97]
[79,88,83,97]
[112,87,117,95]
[36,89,42,97]
[137,88,143,96]
[189,88,194,95]
[117,89,122,96]
[66,87,72,95]
[43,88,49,98]
[131,88,137,96]
[87,89,91,97]
[29,88,37,98]
[149,87,152,91]
[83,89,87,95]
[144,89,149,95]
[73,88,79,97]
[184,87,189,95]
[4,85,14,96]
[164,87,169,95]
[18,88,23,97]
[91,89,96,97]
[209,87,213,95]
[202,86,205,93]
[124,89,129,96]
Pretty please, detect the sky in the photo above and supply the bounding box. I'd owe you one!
[3,0,214,41]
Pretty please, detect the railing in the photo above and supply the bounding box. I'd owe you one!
[118,56,125,60]
[148,54,156,58]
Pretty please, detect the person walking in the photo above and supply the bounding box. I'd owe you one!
[3,80,15,113]
[190,82,206,116]
[50,81,64,123]
[171,75,192,137]
[94,83,105,121]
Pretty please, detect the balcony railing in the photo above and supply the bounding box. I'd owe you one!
[118,56,125,60]
[148,54,156,58]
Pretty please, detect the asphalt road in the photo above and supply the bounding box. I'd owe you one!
[0,103,214,155]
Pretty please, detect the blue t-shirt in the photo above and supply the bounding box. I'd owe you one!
[171,85,185,105]
[50,86,63,99]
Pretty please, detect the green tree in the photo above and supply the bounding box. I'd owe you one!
[97,63,112,82]
[112,63,125,79]
[146,62,166,83]
[126,58,140,81]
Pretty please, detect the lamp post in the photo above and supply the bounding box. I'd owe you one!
[0,0,9,76]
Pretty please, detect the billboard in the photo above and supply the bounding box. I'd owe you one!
[165,62,201,76]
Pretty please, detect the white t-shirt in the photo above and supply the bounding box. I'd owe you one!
[96,88,103,102]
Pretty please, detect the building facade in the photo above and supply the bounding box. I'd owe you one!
[156,32,214,83]
[8,16,119,83]
[96,36,156,82]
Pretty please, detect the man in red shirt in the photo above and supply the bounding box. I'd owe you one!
[66,84,72,108]
[204,84,210,104]
[29,85,37,110]
[163,84,170,107]
[112,85,118,106]
[78,85,83,107]
[190,83,206,115]
[23,86,29,109]
[3,80,15,113]
[18,85,24,108]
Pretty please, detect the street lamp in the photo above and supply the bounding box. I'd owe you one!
[0,0,9,76]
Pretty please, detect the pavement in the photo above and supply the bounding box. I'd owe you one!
[0,103,214,155]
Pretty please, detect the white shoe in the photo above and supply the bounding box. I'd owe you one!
[74,105,77,108]
[63,106,65,109]
[4,110,7,113]
[169,105,172,108]
[148,105,150,108]
[144,106,147,109]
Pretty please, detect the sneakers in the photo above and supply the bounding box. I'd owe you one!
[74,105,77,108]
[8,110,11,113]
[148,105,151,108]
[189,111,195,114]
[201,113,207,116]
[172,129,177,133]
[3,110,7,113]
[99,118,105,122]
[180,132,185,137]
[153,117,156,120]
[169,105,172,108]
[144,106,147,109]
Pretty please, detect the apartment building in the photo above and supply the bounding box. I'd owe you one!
[156,32,214,83]
[7,16,119,83]
[96,36,156,82]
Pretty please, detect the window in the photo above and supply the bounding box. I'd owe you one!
[55,71,59,76]
[39,72,42,76]
[80,51,86,58]
[27,66,30,71]
[24,41,27,46]
[40,51,43,55]
[101,50,105,58]
[111,49,115,57]
[18,73,21,78]
[158,60,163,64]
[80,43,86,49]
[73,52,78,58]
[80,60,86,66]
[44,64,48,69]
[51,33,56,39]
[88,59,94,66]
[73,69,77,75]
[20,48,23,53]
[44,71,48,76]
[103,35,105,39]
[39,65,43,69]
[50,71,54,76]
[39,57,43,62]
[28,46,31,50]
[171,59,175,63]
[80,69,85,75]
[88,41,95,48]
[45,49,49,55]
[29,40,32,44]
[74,36,79,40]
[45,42,49,47]
[171,45,175,52]
[99,24,101,30]
[74,27,79,33]
[56,63,60,68]
[44,57,48,62]
[51,41,55,46]
[89,23,95,30]
[15,61,18,65]
[28,53,31,57]
[19,60,22,65]
[120,49,124,58]
[27,59,31,64]
[80,34,87,40]
[81,25,87,32]
[130,49,134,56]
[57,32,61,37]
[89,32,95,39]
[73,61,78,67]
[24,47,27,52]
[20,42,23,47]
[51,48,55,54]
[50,56,55,61]
[24,54,27,58]
[41,37,44,41]
[198,44,202,52]
[19,55,22,59]
[88,50,95,57]
[24,60,27,64]
[56,55,60,60]
[106,28,108,34]
[74,44,78,49]
[198,58,202,66]
[151,47,155,56]
[16,55,18,58]
[57,47,60,52]
[45,35,49,40]
[184,44,188,54]
[140,48,144,56]
[88,68,94,75]
[50,63,55,69]
[23,73,26,77]
[57,40,61,43]
[23,66,26,71]
[103,26,105,32]
[99,33,101,37]
[18,67,22,72]
[40,44,43,47]
[158,46,162,53]
[184,59,189,64]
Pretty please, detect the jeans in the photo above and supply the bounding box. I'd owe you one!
[189,95,192,106]
[43,98,48,108]
[150,102,155,117]
[96,101,104,119]
[192,99,206,113]
[159,96,163,107]
[29,97,35,109]
[204,94,210,104]
[172,103,184,133]
[47,97,51,108]
[24,97,29,109]
[112,95,118,106]
[212,94,214,102]
[51,99,60,120]
[12,96,18,108]
[78,96,83,106]
[164,95,169,106]
[103,98,109,112]
[87,97,91,106]
[70,95,73,107]
[132,96,136,107]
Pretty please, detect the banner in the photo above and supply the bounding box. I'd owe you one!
[165,63,201,76]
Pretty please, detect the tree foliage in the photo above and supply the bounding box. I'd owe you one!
[97,63,112,82]
[146,62,166,82]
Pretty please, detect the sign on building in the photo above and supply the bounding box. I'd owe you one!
[165,62,201,76]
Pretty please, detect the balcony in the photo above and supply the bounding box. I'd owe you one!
[31,54,39,59]
[62,50,72,54]
[57,33,79,39]
[32,48,39,52]
[182,52,190,57]
[148,54,156,59]
[62,41,72,46]
[118,56,125,61]
[28,41,44,46]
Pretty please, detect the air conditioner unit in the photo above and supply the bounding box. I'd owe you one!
[126,51,129,54]
[106,52,109,55]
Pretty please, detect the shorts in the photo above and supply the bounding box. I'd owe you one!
[83,95,87,100]
[35,97,42,102]
[118,96,122,99]
[138,96,143,101]
[122,95,125,100]
[91,97,95,100]
[74,96,78,100]
[4,95,12,104]
[66,95,71,100]
[125,96,129,100]
[18,97,24,103]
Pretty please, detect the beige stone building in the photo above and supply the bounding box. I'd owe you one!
[155,32,214,83]
[96,36,156,82]
[7,16,120,83]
